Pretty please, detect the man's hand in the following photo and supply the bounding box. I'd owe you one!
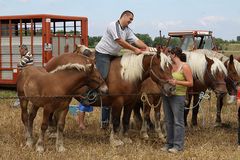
[134,48,142,55]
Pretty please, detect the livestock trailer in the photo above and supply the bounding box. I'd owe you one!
[0,14,88,86]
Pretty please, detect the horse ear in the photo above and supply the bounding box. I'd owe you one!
[205,55,214,66]
[86,63,94,72]
[229,54,234,64]
[156,46,161,57]
[219,57,223,62]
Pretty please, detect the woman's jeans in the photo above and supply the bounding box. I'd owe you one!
[95,51,111,126]
[162,95,185,150]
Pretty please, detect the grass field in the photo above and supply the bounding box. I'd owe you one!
[0,89,240,160]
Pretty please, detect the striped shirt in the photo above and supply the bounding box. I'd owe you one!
[96,21,139,56]
[18,51,34,69]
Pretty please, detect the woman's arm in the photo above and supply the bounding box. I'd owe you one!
[172,63,193,87]
[178,64,193,87]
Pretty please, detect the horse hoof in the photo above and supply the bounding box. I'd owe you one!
[122,137,133,144]
[237,145,240,150]
[36,146,44,153]
[26,140,34,148]
[140,132,149,140]
[158,134,166,143]
[191,122,198,126]
[57,146,66,152]
[130,122,136,130]
[159,137,166,143]
[214,122,222,127]
[48,132,57,139]
[110,139,124,147]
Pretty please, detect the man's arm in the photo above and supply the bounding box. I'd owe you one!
[134,39,148,50]
[115,38,142,55]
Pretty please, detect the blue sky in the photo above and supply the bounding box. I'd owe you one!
[0,0,240,40]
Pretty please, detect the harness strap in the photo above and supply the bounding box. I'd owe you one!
[141,92,161,109]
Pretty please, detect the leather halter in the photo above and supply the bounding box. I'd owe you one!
[149,54,168,84]
[86,66,105,91]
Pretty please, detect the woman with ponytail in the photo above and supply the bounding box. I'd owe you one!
[161,47,193,153]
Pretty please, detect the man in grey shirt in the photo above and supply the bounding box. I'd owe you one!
[95,10,149,129]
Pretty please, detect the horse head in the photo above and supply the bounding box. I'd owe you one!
[74,45,95,60]
[85,61,108,94]
[224,55,240,95]
[156,45,171,54]
[204,55,227,95]
[149,50,176,96]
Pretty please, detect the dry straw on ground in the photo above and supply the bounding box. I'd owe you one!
[0,90,240,160]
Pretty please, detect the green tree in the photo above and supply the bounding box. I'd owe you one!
[214,38,225,50]
[135,33,153,46]
[167,37,181,48]
[88,36,102,48]
[153,36,167,47]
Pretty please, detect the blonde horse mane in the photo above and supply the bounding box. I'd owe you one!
[50,63,87,73]
[120,52,172,82]
[194,49,240,75]
[194,49,234,75]
[233,59,240,76]
[184,51,227,84]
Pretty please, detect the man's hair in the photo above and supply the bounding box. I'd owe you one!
[120,10,134,18]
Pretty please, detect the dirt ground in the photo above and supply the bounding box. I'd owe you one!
[0,90,240,160]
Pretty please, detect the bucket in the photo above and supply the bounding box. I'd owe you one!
[68,105,78,116]
[78,103,93,112]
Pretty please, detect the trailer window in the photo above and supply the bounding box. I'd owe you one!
[0,24,10,36]
[51,21,81,35]
[34,22,42,36]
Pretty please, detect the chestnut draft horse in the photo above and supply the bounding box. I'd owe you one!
[45,50,175,147]
[17,61,108,152]
[224,55,240,103]
[132,77,164,141]
[235,56,240,147]
[183,51,228,127]
[196,50,240,126]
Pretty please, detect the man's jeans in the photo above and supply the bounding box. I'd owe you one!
[162,95,185,150]
[95,51,111,125]
[95,51,111,80]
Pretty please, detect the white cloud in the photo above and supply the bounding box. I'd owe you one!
[18,0,31,2]
[157,20,183,30]
[231,17,240,25]
[199,16,225,26]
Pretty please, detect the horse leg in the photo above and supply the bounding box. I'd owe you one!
[132,101,143,130]
[215,93,224,127]
[121,105,133,144]
[184,94,192,126]
[153,100,165,142]
[238,106,240,148]
[55,107,68,152]
[48,112,57,135]
[27,104,39,147]
[110,100,124,147]
[192,94,200,126]
[46,112,58,139]
[36,107,51,153]
[20,98,31,147]
[140,103,151,140]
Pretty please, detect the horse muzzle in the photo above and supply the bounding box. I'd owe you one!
[214,88,227,97]
[99,84,108,94]
[162,84,176,96]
